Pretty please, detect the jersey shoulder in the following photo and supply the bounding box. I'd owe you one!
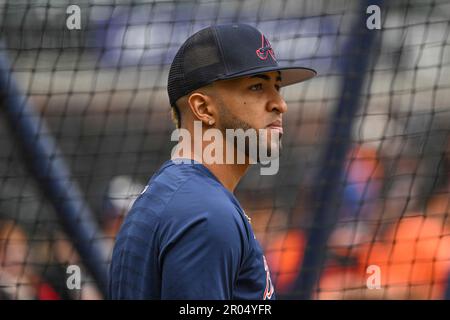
[134,161,241,223]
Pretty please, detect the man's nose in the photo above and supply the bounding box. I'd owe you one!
[267,92,288,114]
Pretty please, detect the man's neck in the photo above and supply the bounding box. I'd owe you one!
[203,162,249,193]
[171,124,251,192]
[174,151,250,193]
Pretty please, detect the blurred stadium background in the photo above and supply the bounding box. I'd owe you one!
[0,0,449,299]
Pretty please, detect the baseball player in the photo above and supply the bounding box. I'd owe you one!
[109,23,316,299]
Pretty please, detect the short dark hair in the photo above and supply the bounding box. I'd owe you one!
[171,104,181,129]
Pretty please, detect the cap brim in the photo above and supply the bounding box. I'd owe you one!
[219,66,317,87]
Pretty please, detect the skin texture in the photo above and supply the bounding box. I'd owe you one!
[174,71,287,192]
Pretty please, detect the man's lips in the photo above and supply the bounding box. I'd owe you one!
[267,120,283,135]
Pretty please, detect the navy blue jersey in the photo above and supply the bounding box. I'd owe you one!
[109,159,275,300]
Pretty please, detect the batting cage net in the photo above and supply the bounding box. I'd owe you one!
[0,0,449,300]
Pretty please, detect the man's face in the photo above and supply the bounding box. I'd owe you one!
[211,71,287,160]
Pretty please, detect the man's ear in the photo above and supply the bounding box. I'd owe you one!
[187,92,216,126]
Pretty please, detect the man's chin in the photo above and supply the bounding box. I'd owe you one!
[253,141,282,164]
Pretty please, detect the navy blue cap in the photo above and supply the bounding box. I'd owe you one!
[167,23,316,107]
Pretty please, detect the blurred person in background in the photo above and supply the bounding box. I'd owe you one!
[49,230,103,300]
[0,219,60,299]
[36,175,145,300]
[101,175,144,257]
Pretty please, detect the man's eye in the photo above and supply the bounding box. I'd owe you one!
[250,83,263,91]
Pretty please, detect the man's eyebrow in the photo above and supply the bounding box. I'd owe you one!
[250,72,282,82]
